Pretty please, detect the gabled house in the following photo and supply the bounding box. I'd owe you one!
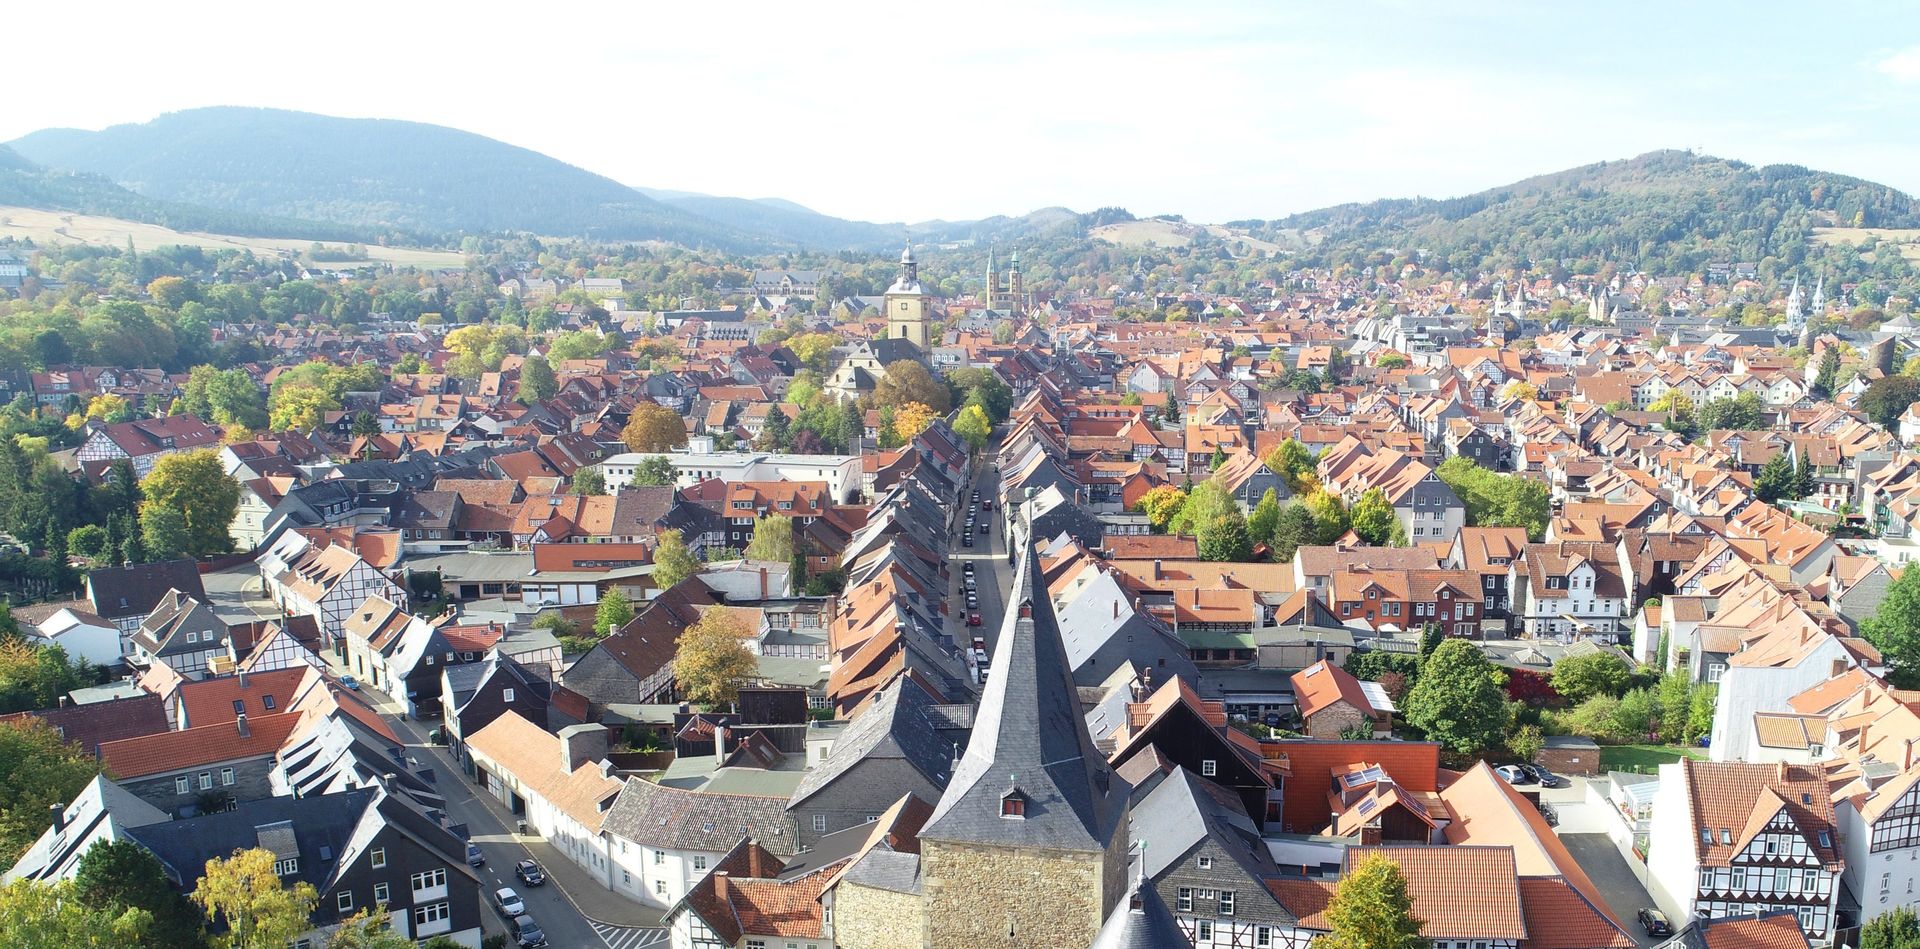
[1290,659,1393,739]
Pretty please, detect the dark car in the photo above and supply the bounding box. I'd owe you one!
[515,859,546,886]
[978,522,988,534]
[465,843,485,867]
[1522,764,1568,788]
[962,535,974,548]
[1637,908,1672,936]
[511,914,549,948]
[966,612,982,626]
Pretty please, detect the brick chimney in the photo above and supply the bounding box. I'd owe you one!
[713,871,729,900]
[236,713,250,738]
[747,844,769,879]
[758,566,768,599]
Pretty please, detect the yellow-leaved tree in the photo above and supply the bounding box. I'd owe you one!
[193,848,317,949]
[673,607,759,708]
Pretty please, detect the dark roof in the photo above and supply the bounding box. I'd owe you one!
[788,677,965,808]
[919,532,1128,852]
[0,693,169,756]
[1091,873,1189,949]
[86,560,206,621]
[128,788,375,891]
[601,777,797,856]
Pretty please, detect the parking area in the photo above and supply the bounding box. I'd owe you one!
[1559,833,1662,947]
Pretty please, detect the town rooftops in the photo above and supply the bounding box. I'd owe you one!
[86,559,206,621]
[98,711,302,778]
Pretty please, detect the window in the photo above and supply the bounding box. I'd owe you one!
[373,882,389,903]
[176,776,190,795]
[232,700,245,715]
[1197,856,1213,870]
[410,868,446,892]
[1201,760,1218,777]
[221,768,235,786]
[263,695,276,710]
[274,857,299,876]
[1001,795,1026,819]
[1178,887,1193,912]
[199,772,213,790]
[813,815,827,832]
[655,879,666,895]
[1220,890,1235,916]
[1256,927,1272,947]
[654,850,664,865]
[337,891,354,912]
[503,688,515,703]
[412,902,449,928]
[694,856,707,871]
[1196,920,1213,940]
[370,848,386,869]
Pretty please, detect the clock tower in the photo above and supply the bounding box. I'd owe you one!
[885,242,930,350]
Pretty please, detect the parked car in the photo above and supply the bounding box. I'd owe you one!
[962,535,973,548]
[1540,803,1559,827]
[982,500,992,512]
[515,859,546,886]
[972,636,986,652]
[339,674,360,691]
[1521,764,1567,788]
[494,887,525,917]
[978,522,988,534]
[963,562,976,575]
[510,914,549,948]
[966,612,982,626]
[1637,908,1672,937]
[1494,765,1533,785]
[465,843,485,866]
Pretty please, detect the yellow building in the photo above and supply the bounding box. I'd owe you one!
[885,243,931,351]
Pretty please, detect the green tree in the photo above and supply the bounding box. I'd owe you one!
[1263,439,1315,493]
[1613,687,1661,740]
[594,589,635,637]
[1657,671,1693,744]
[1375,352,1407,369]
[517,354,557,404]
[1509,723,1544,762]
[756,405,792,451]
[1246,488,1281,548]
[66,524,108,560]
[1754,453,1797,504]
[1687,683,1718,743]
[1864,567,1920,688]
[1695,391,1767,432]
[1435,457,1551,540]
[743,516,795,563]
[0,878,151,947]
[1197,511,1253,562]
[622,403,688,453]
[1137,486,1188,533]
[953,404,992,452]
[673,607,759,707]
[1565,694,1628,741]
[1303,490,1350,545]
[193,847,318,949]
[1270,504,1316,563]
[1813,345,1841,397]
[1169,480,1235,536]
[632,454,677,487]
[1861,375,1920,428]
[1861,905,1920,949]
[571,466,606,496]
[652,529,701,590]
[350,411,381,439]
[1551,652,1631,704]
[139,505,189,562]
[873,360,950,411]
[1349,488,1397,546]
[141,449,240,557]
[329,909,418,948]
[1402,639,1507,755]
[0,718,105,866]
[74,839,203,949]
[1316,852,1425,949]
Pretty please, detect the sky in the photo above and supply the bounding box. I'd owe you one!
[7,0,1920,224]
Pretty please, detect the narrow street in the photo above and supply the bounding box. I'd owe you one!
[951,449,1015,668]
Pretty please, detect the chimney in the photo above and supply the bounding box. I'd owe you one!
[237,670,249,690]
[557,723,610,771]
[48,803,64,832]
[236,713,250,738]
[713,871,729,901]
[715,724,729,760]
[759,566,768,599]
[1153,559,1163,580]
[57,696,68,708]
[747,844,768,879]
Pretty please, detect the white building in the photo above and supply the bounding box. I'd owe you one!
[1645,759,1843,944]
[31,606,123,669]
[259,534,406,650]
[1709,628,1869,763]
[599,777,799,909]
[599,452,863,504]
[1835,763,1920,929]
[462,713,622,887]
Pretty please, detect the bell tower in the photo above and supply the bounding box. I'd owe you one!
[885,242,930,350]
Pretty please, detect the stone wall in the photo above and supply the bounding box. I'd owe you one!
[921,836,1125,949]
[834,880,926,949]
[1303,702,1365,740]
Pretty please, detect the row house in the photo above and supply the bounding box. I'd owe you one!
[260,535,407,650]
[1509,542,1630,642]
[1327,565,1486,638]
[1317,436,1465,543]
[75,414,223,479]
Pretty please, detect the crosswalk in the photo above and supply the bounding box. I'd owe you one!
[592,922,669,949]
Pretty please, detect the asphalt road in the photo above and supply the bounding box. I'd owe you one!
[952,455,1013,674]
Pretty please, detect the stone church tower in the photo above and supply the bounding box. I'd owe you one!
[885,243,931,350]
[917,515,1131,948]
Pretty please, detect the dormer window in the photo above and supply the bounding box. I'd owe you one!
[1000,789,1028,820]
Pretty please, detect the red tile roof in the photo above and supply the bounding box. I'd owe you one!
[99,712,301,778]
[1271,740,1441,835]
[1291,660,1377,720]
[1517,877,1635,949]
[1347,846,1527,940]
[1697,911,1811,949]
[175,668,309,728]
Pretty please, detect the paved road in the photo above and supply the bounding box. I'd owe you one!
[951,454,1012,675]
[1560,833,1661,947]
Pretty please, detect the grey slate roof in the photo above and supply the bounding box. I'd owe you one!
[788,678,965,807]
[601,777,798,856]
[1091,872,1189,949]
[919,531,1128,852]
[1132,768,1292,927]
[839,849,923,895]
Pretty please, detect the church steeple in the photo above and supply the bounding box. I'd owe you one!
[884,242,929,350]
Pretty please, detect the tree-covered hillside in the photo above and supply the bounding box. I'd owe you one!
[8,108,757,250]
[1243,151,1920,279]
[0,145,397,244]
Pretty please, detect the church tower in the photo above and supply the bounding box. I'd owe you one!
[885,242,930,350]
[1007,248,1024,307]
[917,516,1131,949]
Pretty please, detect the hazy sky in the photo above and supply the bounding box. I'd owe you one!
[8,1,1920,223]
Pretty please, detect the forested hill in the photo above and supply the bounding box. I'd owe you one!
[8,108,760,250]
[1243,151,1920,276]
[0,144,397,244]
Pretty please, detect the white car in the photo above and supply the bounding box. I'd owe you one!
[494,886,525,917]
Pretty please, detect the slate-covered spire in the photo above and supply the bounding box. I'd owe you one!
[1090,866,1188,949]
[920,524,1127,852]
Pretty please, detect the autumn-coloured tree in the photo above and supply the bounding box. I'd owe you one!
[891,402,937,442]
[622,402,689,452]
[193,848,318,949]
[874,360,950,411]
[674,607,759,707]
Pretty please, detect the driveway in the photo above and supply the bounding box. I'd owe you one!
[1559,833,1661,947]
